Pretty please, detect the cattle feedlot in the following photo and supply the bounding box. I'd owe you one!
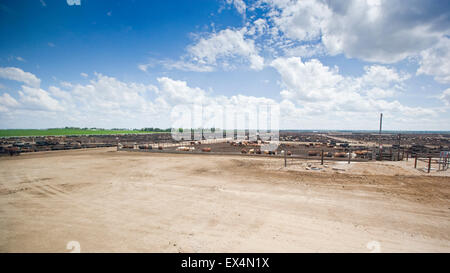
[2,0,450,258]
[0,131,449,252]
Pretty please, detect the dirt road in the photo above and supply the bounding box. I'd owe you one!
[0,148,449,252]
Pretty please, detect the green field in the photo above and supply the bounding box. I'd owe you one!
[0,128,165,137]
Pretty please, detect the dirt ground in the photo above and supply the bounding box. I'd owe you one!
[0,148,449,252]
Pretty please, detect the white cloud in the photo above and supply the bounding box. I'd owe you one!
[137,64,148,72]
[66,0,81,6]
[157,77,208,105]
[272,57,343,102]
[48,42,55,47]
[283,43,326,58]
[16,56,26,62]
[163,1,449,75]
[185,28,264,71]
[270,57,430,125]
[0,93,19,113]
[226,0,246,17]
[440,88,450,106]
[161,60,214,72]
[0,67,41,87]
[360,65,409,89]
[0,93,19,110]
[417,37,450,84]
[269,0,330,42]
[0,66,444,130]
[246,18,267,37]
[261,0,449,64]
[18,85,64,112]
[80,72,88,78]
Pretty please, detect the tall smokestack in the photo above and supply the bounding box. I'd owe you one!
[379,113,383,135]
[379,113,383,160]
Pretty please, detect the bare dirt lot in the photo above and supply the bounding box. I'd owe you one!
[0,148,449,252]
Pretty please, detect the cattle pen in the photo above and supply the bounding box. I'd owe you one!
[117,138,450,173]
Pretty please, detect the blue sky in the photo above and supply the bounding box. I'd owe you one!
[0,0,449,130]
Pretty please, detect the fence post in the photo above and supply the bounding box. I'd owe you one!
[321,150,324,165]
[414,155,418,168]
[284,149,287,168]
[428,157,432,173]
[406,152,409,161]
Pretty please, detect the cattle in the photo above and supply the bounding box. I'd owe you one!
[308,150,318,156]
[5,147,20,156]
[334,152,346,158]
[158,146,163,150]
[248,148,255,154]
[255,148,262,154]
[287,151,292,156]
[122,144,134,149]
[241,148,247,154]
[176,146,190,151]
[354,150,368,157]
[202,147,211,152]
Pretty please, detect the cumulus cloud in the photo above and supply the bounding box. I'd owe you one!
[0,66,443,130]
[186,28,264,71]
[0,93,19,112]
[417,37,450,84]
[18,86,64,112]
[0,67,41,87]
[262,0,449,64]
[159,27,264,72]
[270,56,430,125]
[161,0,449,79]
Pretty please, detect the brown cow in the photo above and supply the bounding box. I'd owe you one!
[334,152,346,158]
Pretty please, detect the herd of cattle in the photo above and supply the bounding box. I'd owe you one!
[118,139,375,159]
[2,132,447,160]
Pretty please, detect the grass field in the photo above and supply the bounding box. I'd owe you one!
[0,128,164,137]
